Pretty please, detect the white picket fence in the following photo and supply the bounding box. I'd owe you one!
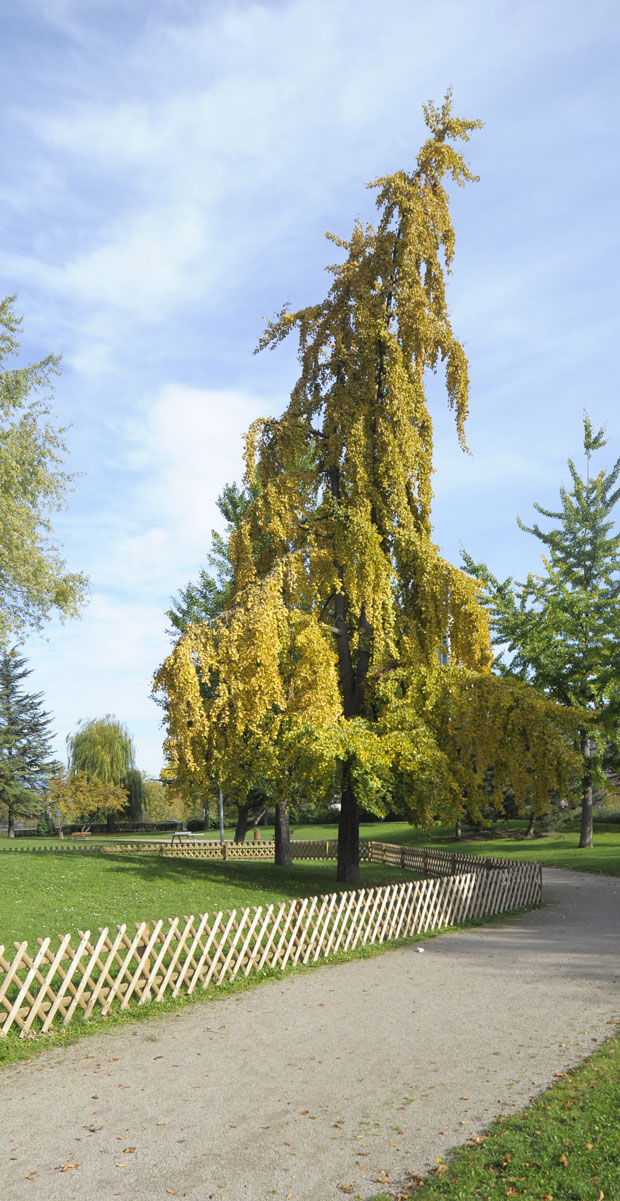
[0,842,542,1039]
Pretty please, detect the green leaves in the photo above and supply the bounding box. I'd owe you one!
[464,414,620,842]
[0,296,88,644]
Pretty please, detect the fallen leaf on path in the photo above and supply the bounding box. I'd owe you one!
[58,1159,80,1172]
[123,1147,136,1153]
[26,1172,38,1181]
[338,1188,354,1195]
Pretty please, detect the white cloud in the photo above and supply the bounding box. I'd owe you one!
[110,383,268,590]
[25,593,170,775]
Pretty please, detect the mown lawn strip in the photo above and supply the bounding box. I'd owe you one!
[371,1032,620,1201]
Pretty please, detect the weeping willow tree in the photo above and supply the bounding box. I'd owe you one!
[157,93,579,882]
[67,714,135,831]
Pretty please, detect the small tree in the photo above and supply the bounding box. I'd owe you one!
[0,648,53,836]
[154,564,342,864]
[0,296,88,645]
[47,768,127,836]
[463,414,620,848]
[142,775,187,824]
[159,481,312,857]
[67,715,135,832]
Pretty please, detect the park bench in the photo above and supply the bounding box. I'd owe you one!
[71,830,91,838]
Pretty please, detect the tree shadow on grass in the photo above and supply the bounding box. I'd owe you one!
[96,851,406,904]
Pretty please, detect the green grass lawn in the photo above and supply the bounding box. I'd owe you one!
[371,1033,620,1201]
[7,815,620,871]
[2,816,619,949]
[0,849,413,949]
[379,819,620,877]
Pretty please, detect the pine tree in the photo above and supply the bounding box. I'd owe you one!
[166,482,252,635]
[463,414,620,848]
[0,648,53,837]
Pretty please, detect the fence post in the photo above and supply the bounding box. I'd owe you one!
[223,841,228,861]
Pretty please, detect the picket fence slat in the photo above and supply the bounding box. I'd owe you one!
[0,842,542,1038]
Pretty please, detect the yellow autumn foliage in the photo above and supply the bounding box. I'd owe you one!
[155,95,581,847]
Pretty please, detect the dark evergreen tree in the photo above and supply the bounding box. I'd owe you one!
[463,414,620,848]
[125,767,145,823]
[0,649,53,837]
[166,481,252,634]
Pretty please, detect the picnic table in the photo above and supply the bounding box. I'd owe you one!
[170,830,198,845]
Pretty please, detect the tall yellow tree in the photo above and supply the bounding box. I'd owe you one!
[229,93,577,882]
[157,94,579,883]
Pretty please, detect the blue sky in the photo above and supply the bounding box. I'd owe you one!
[2,0,619,776]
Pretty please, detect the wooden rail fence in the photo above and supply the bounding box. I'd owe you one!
[0,838,341,860]
[0,843,541,1039]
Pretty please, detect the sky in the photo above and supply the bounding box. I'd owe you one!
[2,0,619,776]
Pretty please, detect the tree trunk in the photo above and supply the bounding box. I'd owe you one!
[234,801,249,843]
[274,802,292,866]
[337,761,361,886]
[7,803,15,839]
[525,810,536,838]
[106,811,117,834]
[454,819,462,841]
[579,731,594,848]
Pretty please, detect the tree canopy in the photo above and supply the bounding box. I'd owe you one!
[47,768,127,836]
[67,714,135,785]
[463,414,620,847]
[0,296,88,645]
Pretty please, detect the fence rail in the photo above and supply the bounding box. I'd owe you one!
[0,842,541,1039]
[0,838,341,860]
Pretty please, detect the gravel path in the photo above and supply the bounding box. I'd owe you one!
[2,867,619,1201]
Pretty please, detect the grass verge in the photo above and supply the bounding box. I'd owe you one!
[370,1032,620,1201]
